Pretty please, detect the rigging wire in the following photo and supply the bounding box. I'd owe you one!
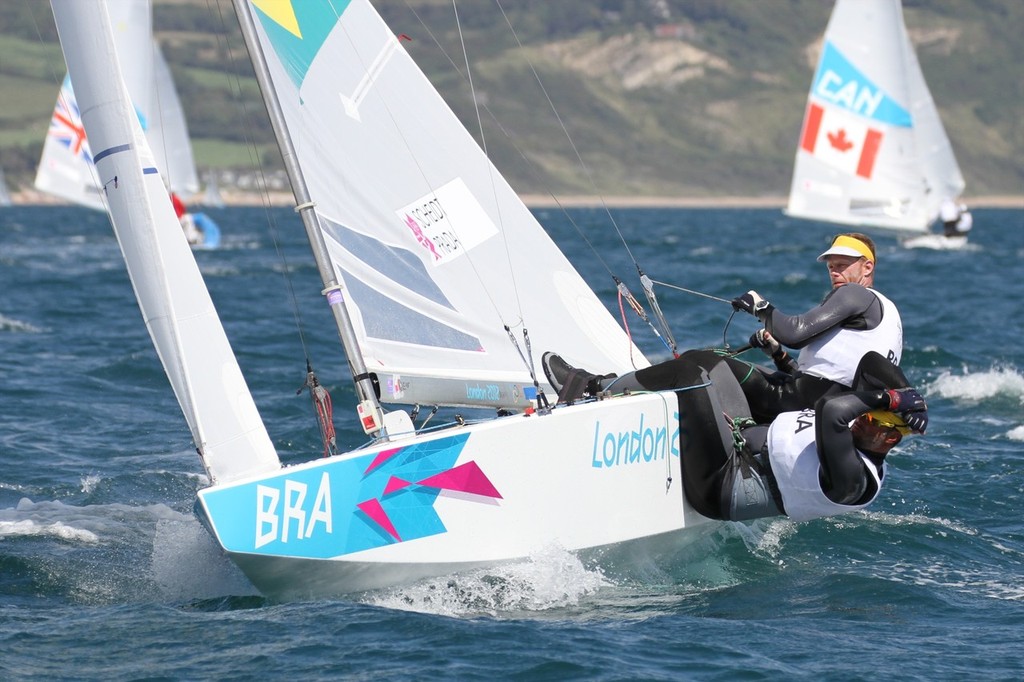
[491,0,688,353]
[208,0,340,451]
[402,0,672,364]
[449,0,540,391]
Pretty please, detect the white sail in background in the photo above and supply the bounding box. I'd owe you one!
[246,0,647,408]
[900,26,965,221]
[34,75,105,210]
[49,0,279,485]
[36,1,200,207]
[786,0,965,232]
[149,42,201,196]
[0,167,12,206]
[199,170,226,208]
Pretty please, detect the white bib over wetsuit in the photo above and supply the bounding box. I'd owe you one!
[767,410,885,522]
[797,289,902,387]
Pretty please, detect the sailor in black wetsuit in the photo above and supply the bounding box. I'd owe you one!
[547,349,927,523]
[726,232,902,421]
[542,233,902,423]
[676,352,928,523]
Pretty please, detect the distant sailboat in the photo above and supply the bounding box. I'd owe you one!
[198,169,226,209]
[0,167,12,207]
[35,0,220,248]
[786,0,966,241]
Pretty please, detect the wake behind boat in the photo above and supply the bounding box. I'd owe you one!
[49,0,732,600]
[900,232,969,250]
[786,0,969,243]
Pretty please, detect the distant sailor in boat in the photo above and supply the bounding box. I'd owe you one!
[939,197,974,239]
[546,348,927,523]
[954,204,973,236]
[170,191,204,245]
[939,197,958,236]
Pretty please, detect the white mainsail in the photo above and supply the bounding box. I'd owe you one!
[36,0,200,207]
[245,0,648,409]
[49,0,279,485]
[786,0,965,232]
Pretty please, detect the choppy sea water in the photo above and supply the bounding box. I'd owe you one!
[1,205,1022,680]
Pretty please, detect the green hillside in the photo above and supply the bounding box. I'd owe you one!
[1,0,1021,200]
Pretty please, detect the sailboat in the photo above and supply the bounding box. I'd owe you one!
[36,0,221,248]
[198,169,226,209]
[786,0,968,246]
[51,0,715,600]
[0,167,11,207]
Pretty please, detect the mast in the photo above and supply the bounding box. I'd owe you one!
[232,0,385,434]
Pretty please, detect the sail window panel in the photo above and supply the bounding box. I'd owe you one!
[343,272,482,351]
[320,218,454,311]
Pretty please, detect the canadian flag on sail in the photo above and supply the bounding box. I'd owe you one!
[799,103,884,179]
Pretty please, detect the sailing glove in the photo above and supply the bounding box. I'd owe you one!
[885,387,926,413]
[749,328,781,356]
[885,387,929,434]
[732,290,772,320]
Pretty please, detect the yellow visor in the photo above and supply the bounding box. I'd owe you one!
[817,235,875,263]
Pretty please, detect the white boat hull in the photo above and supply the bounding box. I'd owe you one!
[901,233,969,250]
[197,391,714,599]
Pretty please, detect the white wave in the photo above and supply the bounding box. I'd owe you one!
[928,366,1024,404]
[1007,425,1024,441]
[734,517,798,559]
[367,545,609,617]
[1,497,182,541]
[80,474,102,494]
[0,519,99,543]
[2,497,257,602]
[0,313,43,333]
[886,559,1024,602]
[853,509,979,537]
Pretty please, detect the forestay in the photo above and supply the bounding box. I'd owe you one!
[245,0,647,410]
[786,0,964,232]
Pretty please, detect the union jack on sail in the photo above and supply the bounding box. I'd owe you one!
[47,80,92,163]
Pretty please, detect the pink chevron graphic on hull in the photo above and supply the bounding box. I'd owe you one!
[383,476,412,495]
[364,447,401,474]
[418,461,502,499]
[357,498,401,541]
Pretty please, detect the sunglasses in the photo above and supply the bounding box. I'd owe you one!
[863,412,911,436]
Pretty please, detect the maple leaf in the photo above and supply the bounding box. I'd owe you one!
[827,128,854,152]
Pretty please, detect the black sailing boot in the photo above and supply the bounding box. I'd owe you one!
[541,352,616,403]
